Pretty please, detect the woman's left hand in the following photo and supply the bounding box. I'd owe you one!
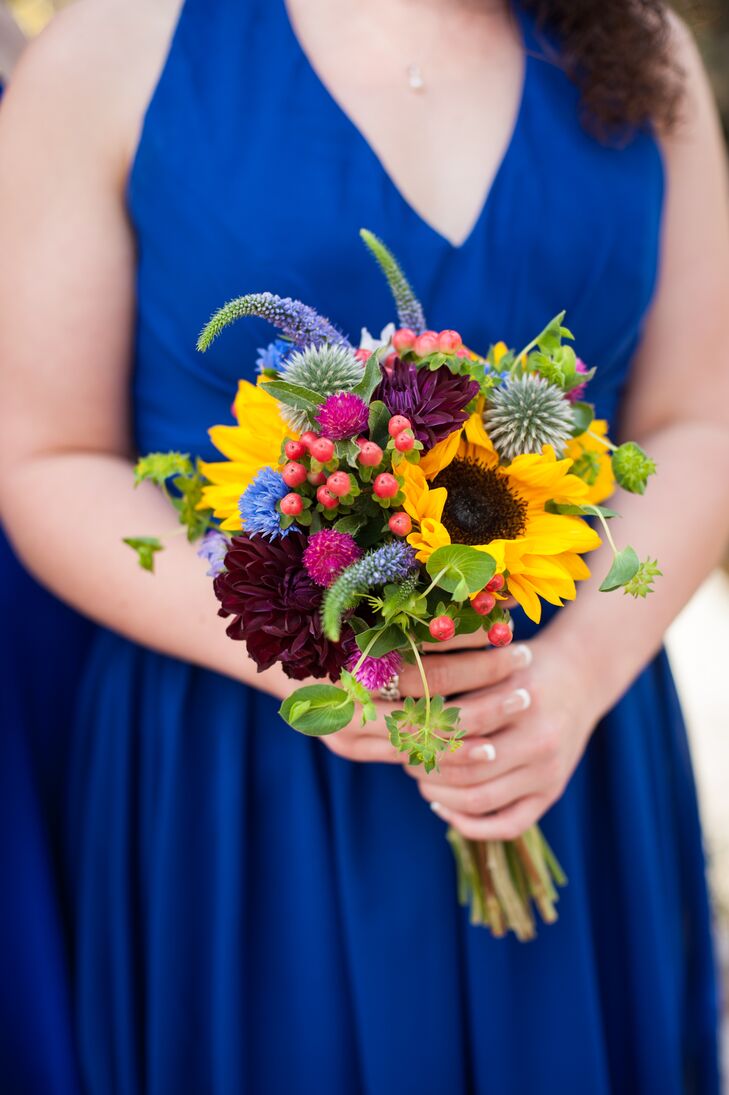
[408,632,607,841]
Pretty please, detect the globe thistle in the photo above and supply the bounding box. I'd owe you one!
[197,293,350,353]
[322,543,418,640]
[374,359,479,450]
[484,374,575,463]
[303,529,363,587]
[280,345,364,431]
[197,529,229,577]
[238,467,290,539]
[316,392,369,440]
[347,648,402,691]
[214,532,352,680]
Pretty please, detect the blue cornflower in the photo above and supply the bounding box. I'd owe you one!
[197,529,229,577]
[238,467,291,539]
[256,339,291,374]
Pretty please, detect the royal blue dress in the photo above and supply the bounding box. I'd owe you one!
[61,3,720,1092]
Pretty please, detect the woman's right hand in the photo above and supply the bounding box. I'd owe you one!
[319,635,531,765]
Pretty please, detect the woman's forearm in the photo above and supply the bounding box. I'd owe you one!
[2,450,291,699]
[547,420,729,717]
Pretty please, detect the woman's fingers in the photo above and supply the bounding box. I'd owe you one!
[417,766,536,817]
[428,795,545,842]
[399,642,532,700]
[402,726,529,785]
[421,630,491,653]
[324,733,403,763]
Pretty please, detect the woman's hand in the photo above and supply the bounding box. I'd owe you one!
[410,633,605,840]
[320,632,531,765]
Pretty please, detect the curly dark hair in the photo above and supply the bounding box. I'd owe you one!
[520,0,685,135]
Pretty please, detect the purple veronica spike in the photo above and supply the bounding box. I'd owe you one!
[198,293,351,352]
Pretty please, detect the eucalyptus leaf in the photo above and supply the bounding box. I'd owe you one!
[426,544,496,599]
[279,685,354,736]
[599,546,640,592]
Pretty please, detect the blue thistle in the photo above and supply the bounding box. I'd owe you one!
[360,228,426,334]
[322,542,418,640]
[198,293,351,353]
[238,467,291,540]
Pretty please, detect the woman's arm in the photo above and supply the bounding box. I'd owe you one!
[414,18,729,839]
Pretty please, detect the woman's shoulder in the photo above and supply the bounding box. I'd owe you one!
[0,0,183,186]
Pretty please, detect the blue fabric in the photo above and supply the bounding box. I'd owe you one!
[0,81,87,1095]
[57,3,722,1091]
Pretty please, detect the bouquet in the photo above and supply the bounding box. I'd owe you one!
[127,230,659,940]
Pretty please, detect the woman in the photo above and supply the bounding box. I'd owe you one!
[0,0,727,1091]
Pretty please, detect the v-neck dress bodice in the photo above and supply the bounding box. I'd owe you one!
[62,3,719,1092]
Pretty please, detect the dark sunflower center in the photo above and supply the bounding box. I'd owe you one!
[433,458,528,545]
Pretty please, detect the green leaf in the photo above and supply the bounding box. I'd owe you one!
[367,400,391,448]
[545,501,620,519]
[599,545,641,592]
[426,545,496,600]
[355,624,406,658]
[535,311,569,353]
[338,670,378,724]
[333,514,366,535]
[611,442,657,495]
[259,379,325,415]
[570,401,594,437]
[623,557,662,599]
[123,536,164,572]
[279,685,354,736]
[134,452,194,486]
[351,351,383,403]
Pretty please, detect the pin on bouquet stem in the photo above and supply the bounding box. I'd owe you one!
[128,227,660,940]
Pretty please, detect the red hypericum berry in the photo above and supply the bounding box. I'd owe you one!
[472,590,496,616]
[310,437,335,463]
[429,615,456,642]
[392,327,416,353]
[456,348,470,358]
[438,329,463,353]
[354,348,372,363]
[307,470,327,486]
[394,430,415,453]
[388,415,412,438]
[355,436,369,449]
[488,622,513,647]
[486,573,506,593]
[384,351,399,369]
[373,473,399,499]
[280,493,304,516]
[282,461,308,488]
[300,430,319,451]
[316,485,340,510]
[326,471,351,497]
[284,439,307,461]
[414,331,439,357]
[358,442,383,467]
[388,511,412,536]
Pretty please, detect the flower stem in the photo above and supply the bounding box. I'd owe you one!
[593,508,619,558]
[587,429,616,452]
[351,631,386,677]
[421,566,449,600]
[406,630,430,724]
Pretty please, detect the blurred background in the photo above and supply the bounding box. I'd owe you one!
[2,0,729,1071]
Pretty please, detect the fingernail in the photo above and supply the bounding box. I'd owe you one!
[471,741,497,762]
[430,801,446,817]
[510,644,532,669]
[503,688,531,715]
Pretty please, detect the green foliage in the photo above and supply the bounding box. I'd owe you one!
[259,379,324,417]
[569,401,595,437]
[611,442,657,495]
[386,695,464,772]
[354,624,406,658]
[570,450,601,485]
[623,558,662,599]
[279,684,354,736]
[545,500,619,519]
[599,546,641,592]
[134,452,194,486]
[367,400,391,447]
[351,351,384,403]
[123,536,163,573]
[339,670,378,724]
[426,544,496,602]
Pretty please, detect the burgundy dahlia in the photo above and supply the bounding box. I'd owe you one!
[214,532,351,681]
[316,391,369,440]
[303,529,363,587]
[373,359,479,450]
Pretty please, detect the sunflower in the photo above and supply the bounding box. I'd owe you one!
[199,380,291,531]
[399,413,601,622]
[565,419,615,505]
